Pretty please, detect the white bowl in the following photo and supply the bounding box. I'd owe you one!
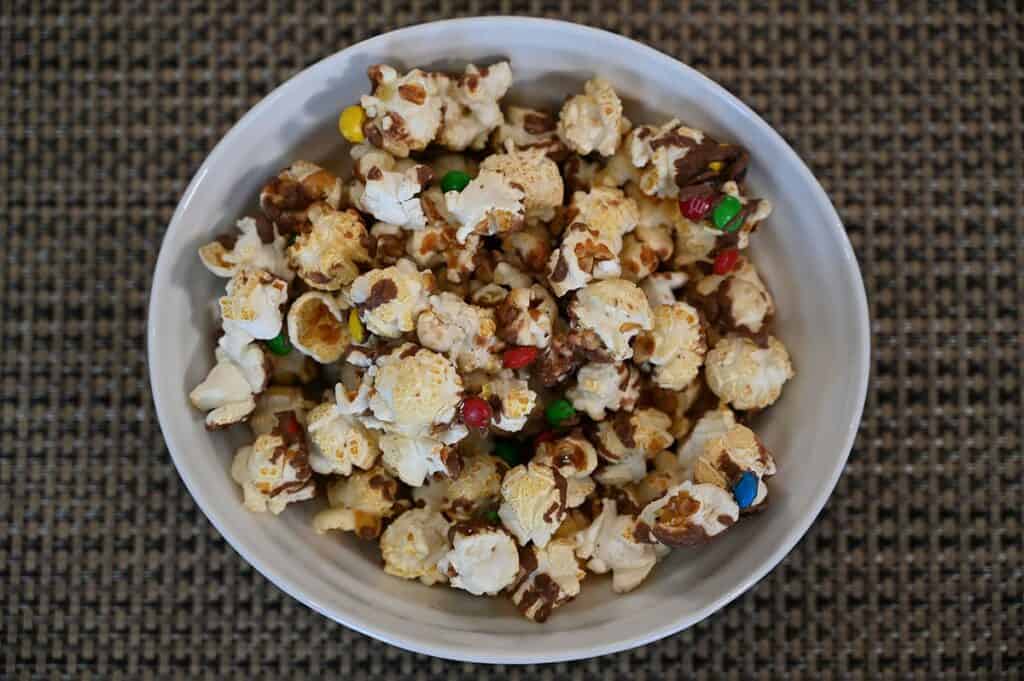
[148,17,869,664]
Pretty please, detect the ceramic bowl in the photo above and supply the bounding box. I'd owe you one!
[148,17,870,663]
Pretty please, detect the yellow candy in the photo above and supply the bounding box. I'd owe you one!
[348,308,365,343]
[708,161,724,173]
[339,105,366,143]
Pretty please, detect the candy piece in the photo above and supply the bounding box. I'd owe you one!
[708,161,724,173]
[679,195,715,221]
[266,332,292,356]
[440,170,472,193]
[534,430,556,446]
[503,346,539,369]
[545,398,576,427]
[348,308,365,344]
[278,410,303,439]
[483,509,501,524]
[713,249,740,275]
[339,105,367,143]
[733,470,758,509]
[462,396,493,429]
[493,439,520,467]
[712,195,742,231]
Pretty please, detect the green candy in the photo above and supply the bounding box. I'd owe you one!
[493,440,520,467]
[483,509,501,525]
[545,398,576,427]
[712,195,743,232]
[440,170,471,193]
[266,332,292,356]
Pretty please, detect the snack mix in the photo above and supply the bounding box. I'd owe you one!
[190,63,794,623]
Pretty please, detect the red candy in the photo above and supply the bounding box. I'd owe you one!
[534,430,557,445]
[503,346,539,369]
[461,397,493,429]
[679,195,715,221]
[713,249,740,275]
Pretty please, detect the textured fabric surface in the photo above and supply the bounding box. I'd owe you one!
[2,2,1021,679]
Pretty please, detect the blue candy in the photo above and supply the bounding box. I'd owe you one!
[733,471,758,509]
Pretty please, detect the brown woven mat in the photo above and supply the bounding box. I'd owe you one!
[2,2,1021,679]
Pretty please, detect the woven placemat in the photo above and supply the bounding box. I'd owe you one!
[2,2,1021,679]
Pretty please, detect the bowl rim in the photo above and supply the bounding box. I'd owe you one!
[148,16,870,664]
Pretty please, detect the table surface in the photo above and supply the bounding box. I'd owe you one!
[2,2,1021,679]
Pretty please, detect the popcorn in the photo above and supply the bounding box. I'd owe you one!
[355,343,465,440]
[633,302,707,390]
[480,370,537,433]
[444,169,526,244]
[498,462,568,548]
[368,221,407,267]
[189,342,268,428]
[546,188,640,297]
[511,539,585,622]
[693,257,775,336]
[569,279,653,361]
[574,498,658,593]
[435,62,513,151]
[494,285,557,349]
[594,408,674,463]
[259,161,344,230]
[480,146,564,223]
[230,432,315,514]
[557,77,629,157]
[546,222,619,297]
[312,465,403,539]
[441,453,507,519]
[493,106,568,160]
[619,185,677,281]
[635,480,739,546]
[649,377,704,440]
[626,119,705,198]
[567,362,641,421]
[502,224,552,273]
[533,430,598,508]
[218,269,289,342]
[594,143,641,188]
[199,216,293,281]
[619,225,674,282]
[380,433,459,487]
[632,450,686,507]
[534,430,599,479]
[380,508,451,585]
[563,155,603,192]
[671,216,720,267]
[704,335,794,410]
[439,522,520,596]
[677,404,736,480]
[350,144,432,228]
[593,452,649,487]
[286,291,350,364]
[361,65,444,157]
[406,223,453,269]
[286,204,371,290]
[305,398,380,476]
[416,292,502,372]
[492,262,533,289]
[349,259,434,338]
[249,386,312,437]
[641,271,688,307]
[695,423,777,509]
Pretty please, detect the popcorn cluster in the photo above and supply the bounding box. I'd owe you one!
[189,63,793,623]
